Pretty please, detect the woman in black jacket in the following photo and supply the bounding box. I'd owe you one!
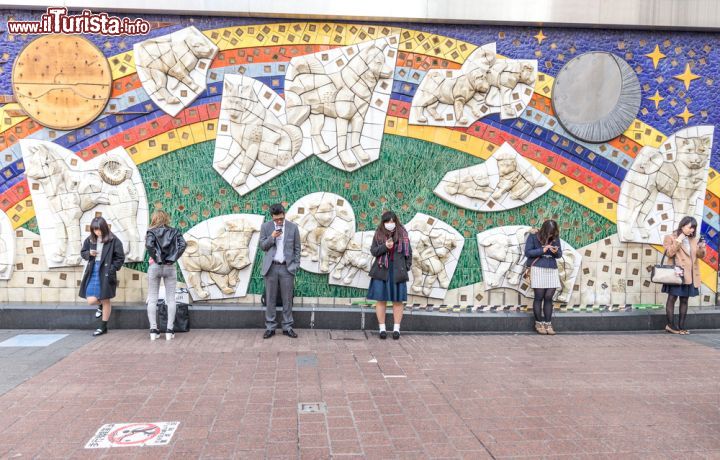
[524,220,563,335]
[79,217,125,336]
[367,211,412,340]
[145,210,187,341]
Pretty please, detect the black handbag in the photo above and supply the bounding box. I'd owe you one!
[651,251,684,285]
[157,299,190,332]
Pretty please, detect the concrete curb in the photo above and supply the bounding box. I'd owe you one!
[2,303,720,332]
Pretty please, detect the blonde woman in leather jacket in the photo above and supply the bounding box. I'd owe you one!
[145,211,187,341]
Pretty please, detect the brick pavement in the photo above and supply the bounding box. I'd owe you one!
[0,330,719,459]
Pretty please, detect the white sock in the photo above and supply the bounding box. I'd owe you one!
[393,324,400,332]
[379,324,386,332]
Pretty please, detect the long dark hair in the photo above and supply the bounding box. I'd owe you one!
[374,211,404,242]
[675,216,698,238]
[537,219,559,245]
[89,217,112,243]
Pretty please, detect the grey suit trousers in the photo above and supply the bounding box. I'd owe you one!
[264,262,295,331]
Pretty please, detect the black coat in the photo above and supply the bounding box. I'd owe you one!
[368,237,412,283]
[524,233,563,269]
[78,235,125,300]
[145,226,186,264]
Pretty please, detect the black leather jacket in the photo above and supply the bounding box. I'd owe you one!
[145,226,187,264]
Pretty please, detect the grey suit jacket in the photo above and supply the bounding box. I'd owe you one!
[259,220,301,276]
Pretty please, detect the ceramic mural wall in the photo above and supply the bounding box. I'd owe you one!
[20,140,148,268]
[0,12,718,308]
[178,214,262,300]
[0,210,14,280]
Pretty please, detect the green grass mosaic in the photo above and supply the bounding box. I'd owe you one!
[20,217,38,232]
[125,134,617,297]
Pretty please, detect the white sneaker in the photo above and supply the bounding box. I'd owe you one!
[150,329,159,341]
[166,330,175,341]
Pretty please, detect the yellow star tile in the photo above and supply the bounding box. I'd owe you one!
[645,45,666,69]
[534,30,547,44]
[647,90,665,109]
[674,63,701,90]
[678,106,694,124]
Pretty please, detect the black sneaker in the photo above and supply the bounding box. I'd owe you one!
[92,327,106,337]
[392,331,400,340]
[379,331,387,340]
[165,329,175,341]
[150,329,160,341]
[94,307,103,318]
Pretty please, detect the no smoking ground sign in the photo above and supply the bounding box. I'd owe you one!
[85,422,180,448]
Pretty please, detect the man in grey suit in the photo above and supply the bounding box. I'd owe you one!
[259,203,301,339]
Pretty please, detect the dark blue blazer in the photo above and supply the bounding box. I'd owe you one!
[524,233,563,268]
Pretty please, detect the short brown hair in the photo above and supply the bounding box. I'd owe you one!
[149,210,171,229]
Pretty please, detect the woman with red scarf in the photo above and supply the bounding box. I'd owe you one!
[368,211,413,340]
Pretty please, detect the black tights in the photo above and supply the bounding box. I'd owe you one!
[533,288,556,322]
[665,294,689,330]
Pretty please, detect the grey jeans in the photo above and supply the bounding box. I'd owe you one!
[264,262,295,331]
[146,263,178,330]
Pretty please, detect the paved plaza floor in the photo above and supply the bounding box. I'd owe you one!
[0,329,719,459]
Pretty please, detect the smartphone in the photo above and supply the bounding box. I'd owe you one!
[89,249,97,256]
[275,227,283,234]
[699,235,706,243]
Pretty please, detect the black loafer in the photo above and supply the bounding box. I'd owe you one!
[379,331,387,340]
[283,329,298,338]
[392,331,400,340]
[263,329,275,339]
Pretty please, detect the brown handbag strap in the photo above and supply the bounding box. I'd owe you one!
[526,234,543,270]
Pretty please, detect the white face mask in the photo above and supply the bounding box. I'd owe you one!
[384,223,396,231]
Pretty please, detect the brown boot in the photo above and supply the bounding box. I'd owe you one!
[544,322,556,335]
[535,321,547,335]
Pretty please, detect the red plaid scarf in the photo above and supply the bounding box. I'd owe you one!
[375,226,410,269]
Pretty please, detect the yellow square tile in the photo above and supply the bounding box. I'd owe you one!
[7,204,34,229]
[189,122,208,144]
[0,104,28,133]
[394,117,409,136]
[109,52,136,80]
[174,126,196,148]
